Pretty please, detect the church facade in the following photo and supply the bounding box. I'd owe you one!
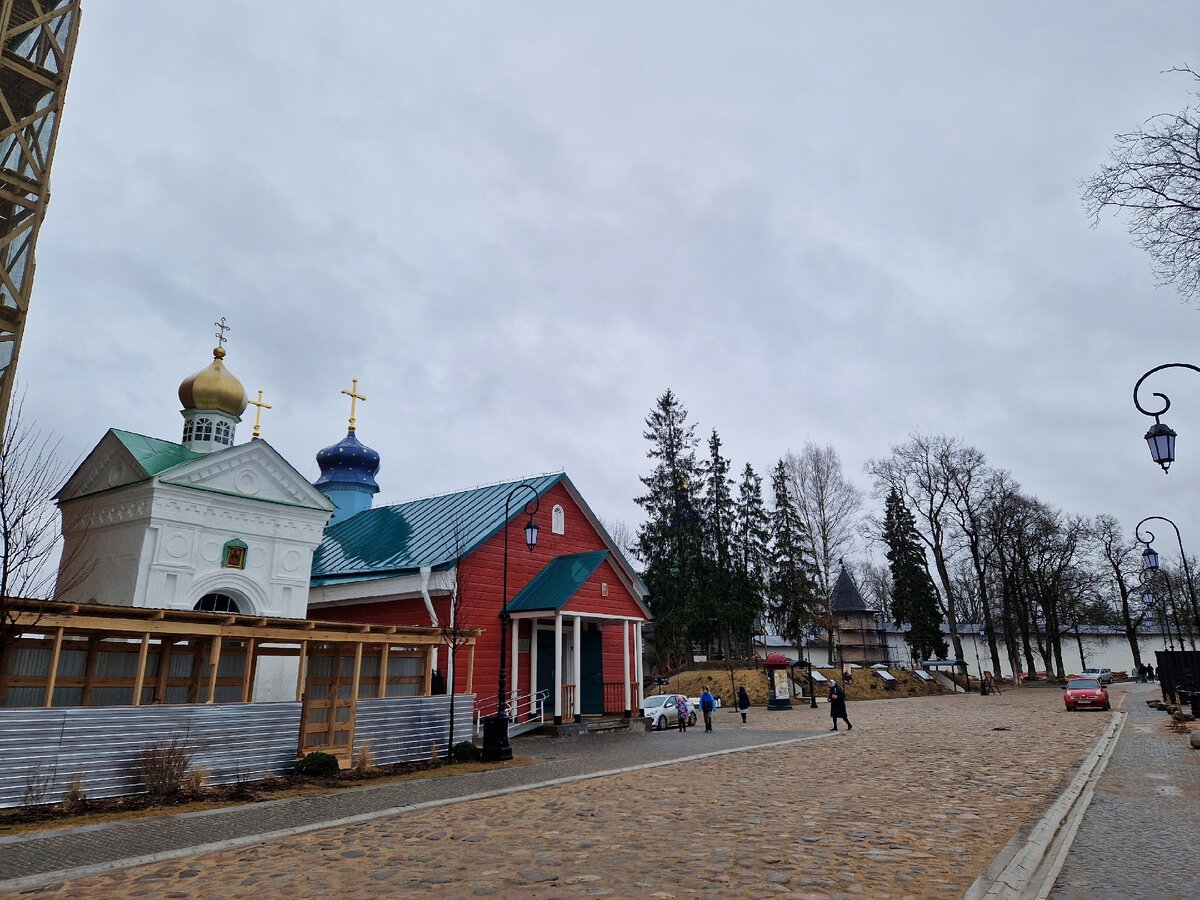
[52,333,650,723]
[56,346,333,620]
[308,472,651,724]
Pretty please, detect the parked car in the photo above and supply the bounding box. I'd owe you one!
[641,693,697,729]
[1081,667,1113,685]
[688,694,722,710]
[1064,677,1110,711]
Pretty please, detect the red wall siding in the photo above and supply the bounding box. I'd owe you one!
[314,482,645,702]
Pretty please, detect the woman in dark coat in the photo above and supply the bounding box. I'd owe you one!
[737,686,750,726]
[828,680,852,731]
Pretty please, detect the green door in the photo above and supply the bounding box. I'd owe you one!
[537,629,555,697]
[580,630,603,714]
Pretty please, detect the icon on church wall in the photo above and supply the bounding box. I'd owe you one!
[222,538,248,569]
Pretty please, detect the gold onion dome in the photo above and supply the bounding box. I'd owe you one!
[178,347,248,416]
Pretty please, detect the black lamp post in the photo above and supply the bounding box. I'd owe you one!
[1142,587,1169,651]
[1136,516,1199,648]
[804,633,818,708]
[1132,363,1200,473]
[481,484,540,763]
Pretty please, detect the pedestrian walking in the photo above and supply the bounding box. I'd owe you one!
[675,693,689,732]
[828,680,852,731]
[737,686,750,726]
[699,686,715,732]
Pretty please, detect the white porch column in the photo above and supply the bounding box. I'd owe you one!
[622,619,631,717]
[573,615,582,718]
[509,616,520,713]
[554,613,563,724]
[634,623,644,707]
[529,621,539,715]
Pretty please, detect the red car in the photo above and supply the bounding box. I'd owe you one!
[1064,677,1110,711]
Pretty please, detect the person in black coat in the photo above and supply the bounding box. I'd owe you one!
[737,686,750,726]
[828,680,852,731]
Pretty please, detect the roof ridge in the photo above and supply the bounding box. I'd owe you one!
[380,471,566,507]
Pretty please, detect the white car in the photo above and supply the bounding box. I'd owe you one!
[641,693,697,729]
[1081,667,1113,685]
[689,694,722,710]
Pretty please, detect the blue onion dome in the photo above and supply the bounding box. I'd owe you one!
[314,429,381,492]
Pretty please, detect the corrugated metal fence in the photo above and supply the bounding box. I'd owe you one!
[0,694,474,809]
[354,695,474,766]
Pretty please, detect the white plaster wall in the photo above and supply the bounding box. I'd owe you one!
[57,479,328,619]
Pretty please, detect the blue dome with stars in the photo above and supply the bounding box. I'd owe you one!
[315,430,380,493]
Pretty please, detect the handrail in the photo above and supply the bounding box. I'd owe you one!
[474,687,551,737]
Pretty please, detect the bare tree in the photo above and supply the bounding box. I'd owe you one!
[783,443,863,599]
[1082,66,1200,302]
[1089,514,1146,668]
[866,432,965,660]
[438,530,480,758]
[0,398,78,702]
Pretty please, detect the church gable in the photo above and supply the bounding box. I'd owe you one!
[56,429,182,502]
[158,440,334,512]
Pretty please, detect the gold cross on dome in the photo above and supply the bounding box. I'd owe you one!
[341,378,366,431]
[214,317,230,347]
[248,390,272,439]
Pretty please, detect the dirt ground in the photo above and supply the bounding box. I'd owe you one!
[647,665,949,707]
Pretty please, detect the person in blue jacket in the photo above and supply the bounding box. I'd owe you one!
[699,686,716,732]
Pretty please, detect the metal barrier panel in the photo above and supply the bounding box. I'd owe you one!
[353,694,475,765]
[0,702,302,809]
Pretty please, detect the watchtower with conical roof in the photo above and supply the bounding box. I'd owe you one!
[830,564,890,666]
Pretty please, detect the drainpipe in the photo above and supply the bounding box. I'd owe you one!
[420,566,438,627]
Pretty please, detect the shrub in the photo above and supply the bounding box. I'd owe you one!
[354,743,373,773]
[185,764,209,796]
[61,774,86,814]
[451,741,481,762]
[139,737,193,800]
[295,751,340,778]
[22,764,53,808]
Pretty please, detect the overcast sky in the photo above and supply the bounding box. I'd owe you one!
[19,2,1200,564]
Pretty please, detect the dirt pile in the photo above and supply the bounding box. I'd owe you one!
[646,665,949,707]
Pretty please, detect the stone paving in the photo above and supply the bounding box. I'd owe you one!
[1049,681,1200,899]
[1,689,1115,898]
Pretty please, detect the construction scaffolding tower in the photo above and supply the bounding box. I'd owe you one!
[0,1,81,435]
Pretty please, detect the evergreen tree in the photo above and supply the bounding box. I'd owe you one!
[634,390,705,672]
[883,488,948,661]
[730,462,770,642]
[696,430,735,654]
[768,458,823,650]
[715,461,770,702]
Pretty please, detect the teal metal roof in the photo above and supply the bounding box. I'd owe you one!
[311,473,567,584]
[505,551,609,613]
[111,429,201,476]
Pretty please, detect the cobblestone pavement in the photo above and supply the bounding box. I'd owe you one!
[1050,681,1199,900]
[2,690,1111,899]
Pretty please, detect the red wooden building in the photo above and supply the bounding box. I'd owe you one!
[307,473,650,725]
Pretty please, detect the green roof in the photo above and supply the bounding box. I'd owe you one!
[111,429,201,476]
[505,551,609,613]
[311,473,567,583]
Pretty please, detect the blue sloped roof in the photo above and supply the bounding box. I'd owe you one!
[311,473,566,584]
[505,551,609,613]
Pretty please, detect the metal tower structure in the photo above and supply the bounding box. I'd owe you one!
[0,1,81,436]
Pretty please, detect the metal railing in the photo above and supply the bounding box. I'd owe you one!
[473,687,551,737]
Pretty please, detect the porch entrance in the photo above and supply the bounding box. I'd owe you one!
[581,629,603,714]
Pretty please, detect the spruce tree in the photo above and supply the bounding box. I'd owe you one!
[634,390,705,672]
[768,458,823,651]
[697,430,735,655]
[883,488,949,661]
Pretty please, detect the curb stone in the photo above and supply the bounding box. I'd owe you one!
[964,712,1125,900]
